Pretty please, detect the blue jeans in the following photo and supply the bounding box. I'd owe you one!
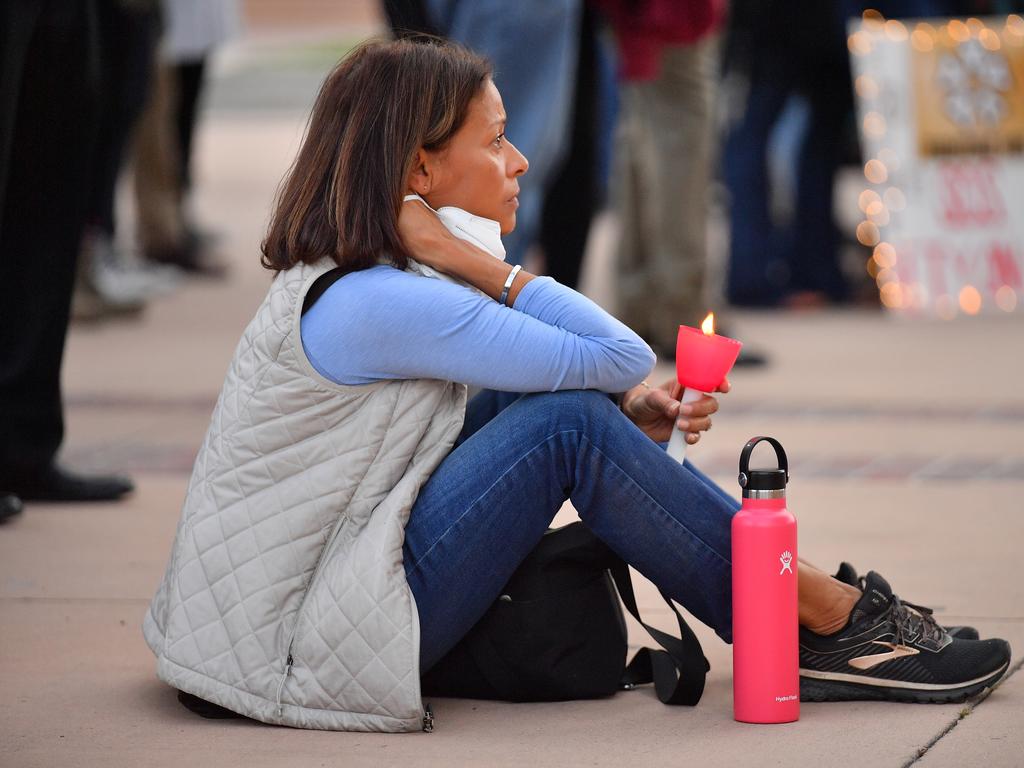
[722,71,849,306]
[403,388,740,673]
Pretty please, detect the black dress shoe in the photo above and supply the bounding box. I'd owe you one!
[0,494,23,523]
[3,464,134,502]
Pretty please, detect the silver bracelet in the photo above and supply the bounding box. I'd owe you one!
[499,264,522,306]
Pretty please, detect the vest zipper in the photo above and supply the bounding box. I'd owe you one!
[275,653,293,718]
[422,703,434,733]
[275,514,349,720]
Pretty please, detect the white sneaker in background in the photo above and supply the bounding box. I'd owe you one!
[86,229,183,305]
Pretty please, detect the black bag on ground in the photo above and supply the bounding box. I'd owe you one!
[420,522,710,705]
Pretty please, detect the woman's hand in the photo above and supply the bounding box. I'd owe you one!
[396,195,536,305]
[396,196,457,274]
[621,376,730,445]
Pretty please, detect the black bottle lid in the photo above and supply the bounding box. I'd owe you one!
[738,437,789,496]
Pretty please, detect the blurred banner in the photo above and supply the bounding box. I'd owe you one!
[848,14,1024,317]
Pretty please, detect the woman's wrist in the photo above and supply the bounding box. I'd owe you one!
[439,236,534,305]
[620,380,651,418]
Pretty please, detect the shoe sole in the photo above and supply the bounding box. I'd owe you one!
[799,660,1010,704]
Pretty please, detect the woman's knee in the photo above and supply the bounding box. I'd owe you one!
[518,389,623,432]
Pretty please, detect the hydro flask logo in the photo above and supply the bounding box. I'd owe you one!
[779,550,793,575]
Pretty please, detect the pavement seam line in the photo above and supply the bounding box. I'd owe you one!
[1,596,150,604]
[900,655,1024,768]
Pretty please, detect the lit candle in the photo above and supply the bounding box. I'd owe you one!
[666,312,743,463]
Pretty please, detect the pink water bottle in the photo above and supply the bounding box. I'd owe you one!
[732,436,799,723]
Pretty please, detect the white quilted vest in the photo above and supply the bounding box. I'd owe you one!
[144,258,468,732]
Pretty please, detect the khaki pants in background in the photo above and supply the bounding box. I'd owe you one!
[132,60,185,257]
[613,36,717,350]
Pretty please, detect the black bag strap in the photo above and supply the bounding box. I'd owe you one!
[609,559,710,706]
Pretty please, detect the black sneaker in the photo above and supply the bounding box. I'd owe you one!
[833,562,979,640]
[800,571,1011,703]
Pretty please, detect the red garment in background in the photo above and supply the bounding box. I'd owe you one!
[593,0,725,81]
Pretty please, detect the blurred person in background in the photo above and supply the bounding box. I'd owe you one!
[385,0,607,289]
[408,0,584,271]
[536,2,611,289]
[133,0,240,276]
[74,0,181,322]
[0,0,134,514]
[598,0,766,365]
[721,0,966,309]
[722,0,856,308]
[600,0,719,352]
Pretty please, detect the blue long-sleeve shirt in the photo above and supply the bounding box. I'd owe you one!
[299,265,656,393]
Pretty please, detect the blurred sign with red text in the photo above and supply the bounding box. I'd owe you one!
[849,14,1024,317]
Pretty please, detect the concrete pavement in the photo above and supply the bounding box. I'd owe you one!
[2,18,1022,768]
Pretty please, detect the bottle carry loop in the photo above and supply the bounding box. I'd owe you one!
[738,436,789,497]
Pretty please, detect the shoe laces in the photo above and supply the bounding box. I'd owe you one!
[888,594,946,647]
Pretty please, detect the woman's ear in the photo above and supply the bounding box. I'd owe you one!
[407,148,434,196]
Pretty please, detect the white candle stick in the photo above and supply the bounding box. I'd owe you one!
[666,387,705,463]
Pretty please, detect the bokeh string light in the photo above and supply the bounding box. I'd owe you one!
[864,158,888,184]
[848,30,872,55]
[863,111,887,138]
[965,17,986,35]
[911,24,935,51]
[1008,14,1024,38]
[959,285,982,315]
[858,189,881,212]
[979,27,1001,51]
[873,242,897,268]
[856,220,881,247]
[885,19,908,41]
[855,74,879,98]
[947,19,970,42]
[882,187,906,211]
[995,285,1018,311]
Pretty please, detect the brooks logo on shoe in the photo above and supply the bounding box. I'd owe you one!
[847,641,920,671]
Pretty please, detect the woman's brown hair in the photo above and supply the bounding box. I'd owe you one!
[261,38,492,272]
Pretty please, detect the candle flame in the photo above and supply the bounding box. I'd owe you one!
[701,312,715,336]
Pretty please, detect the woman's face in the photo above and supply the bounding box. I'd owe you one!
[415,79,529,234]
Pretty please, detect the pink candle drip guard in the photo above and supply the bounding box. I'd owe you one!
[667,324,743,464]
[675,325,743,393]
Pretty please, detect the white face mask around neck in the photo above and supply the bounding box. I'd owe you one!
[402,194,506,275]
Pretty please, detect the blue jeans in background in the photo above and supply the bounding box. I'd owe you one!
[403,388,740,673]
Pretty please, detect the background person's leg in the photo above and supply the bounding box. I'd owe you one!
[174,58,207,196]
[404,388,737,672]
[538,2,600,290]
[87,1,161,237]
[0,0,98,477]
[645,36,717,342]
[0,1,38,222]
[134,61,185,261]
[788,81,850,304]
[722,73,791,306]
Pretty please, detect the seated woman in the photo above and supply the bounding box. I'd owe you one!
[144,39,1011,731]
